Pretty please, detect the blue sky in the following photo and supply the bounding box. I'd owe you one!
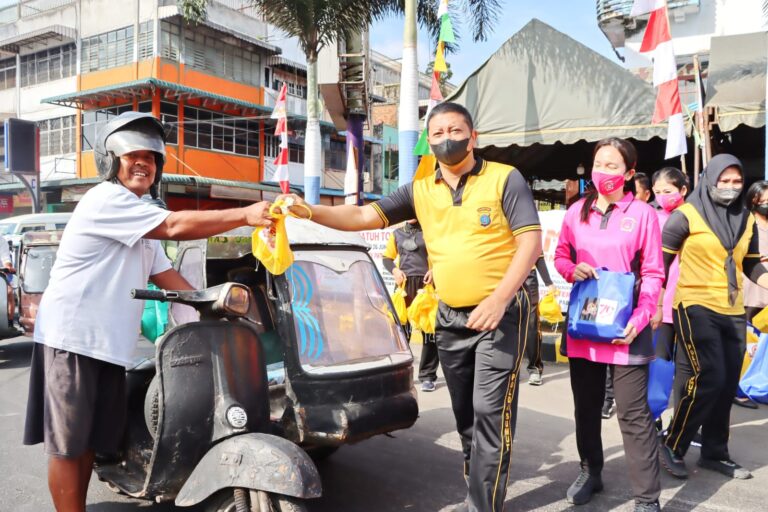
[369,0,620,85]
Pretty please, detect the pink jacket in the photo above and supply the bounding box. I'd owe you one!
[555,193,664,365]
[656,208,680,324]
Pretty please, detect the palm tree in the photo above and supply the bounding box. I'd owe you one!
[394,0,501,186]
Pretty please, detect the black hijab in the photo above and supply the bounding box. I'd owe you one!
[688,153,748,306]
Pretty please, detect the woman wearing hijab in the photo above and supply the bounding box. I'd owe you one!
[659,154,768,481]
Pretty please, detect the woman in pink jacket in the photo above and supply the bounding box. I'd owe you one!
[555,138,664,512]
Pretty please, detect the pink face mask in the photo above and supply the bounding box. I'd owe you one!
[656,192,684,212]
[592,171,625,195]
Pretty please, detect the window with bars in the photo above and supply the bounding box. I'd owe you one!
[81,26,135,73]
[0,58,15,90]
[182,31,261,86]
[183,106,260,157]
[19,44,76,87]
[272,79,307,99]
[324,139,346,170]
[160,21,180,61]
[137,101,178,144]
[138,21,154,60]
[38,116,76,157]
[81,104,133,151]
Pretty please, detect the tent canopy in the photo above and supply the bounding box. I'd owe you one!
[445,19,667,148]
[706,31,767,132]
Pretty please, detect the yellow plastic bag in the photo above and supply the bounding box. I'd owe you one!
[391,283,408,324]
[407,284,438,334]
[538,290,564,324]
[252,199,311,275]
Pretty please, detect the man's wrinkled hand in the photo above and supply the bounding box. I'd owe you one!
[611,322,637,345]
[244,201,274,227]
[466,294,507,332]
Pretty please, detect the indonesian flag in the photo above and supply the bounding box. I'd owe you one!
[632,0,687,159]
[271,83,290,193]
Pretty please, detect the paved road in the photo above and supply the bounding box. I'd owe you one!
[1,337,767,511]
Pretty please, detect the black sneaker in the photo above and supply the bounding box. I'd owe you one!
[566,469,603,505]
[601,401,615,419]
[634,500,661,512]
[697,457,753,479]
[658,442,688,479]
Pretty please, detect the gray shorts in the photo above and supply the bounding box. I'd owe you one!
[23,342,126,458]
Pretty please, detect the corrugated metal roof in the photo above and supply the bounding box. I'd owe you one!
[0,25,76,53]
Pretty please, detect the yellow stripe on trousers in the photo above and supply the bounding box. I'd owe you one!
[667,306,701,453]
[491,289,530,512]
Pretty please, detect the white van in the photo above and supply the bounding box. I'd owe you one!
[0,213,72,238]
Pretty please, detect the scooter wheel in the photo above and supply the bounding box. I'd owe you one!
[205,488,308,512]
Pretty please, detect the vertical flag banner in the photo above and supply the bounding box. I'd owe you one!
[632,0,687,159]
[414,1,453,157]
[344,144,359,205]
[271,83,290,193]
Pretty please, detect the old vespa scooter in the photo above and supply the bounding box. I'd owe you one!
[94,282,321,511]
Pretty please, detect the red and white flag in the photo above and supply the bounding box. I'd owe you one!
[632,0,687,159]
[271,83,290,193]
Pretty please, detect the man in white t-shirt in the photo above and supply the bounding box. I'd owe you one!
[23,112,274,512]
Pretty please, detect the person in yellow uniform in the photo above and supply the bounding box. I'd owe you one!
[277,102,541,512]
[659,154,768,481]
[382,220,440,391]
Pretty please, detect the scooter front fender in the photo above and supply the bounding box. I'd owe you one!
[174,433,322,507]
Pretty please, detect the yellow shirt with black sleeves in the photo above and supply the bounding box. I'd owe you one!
[662,203,761,315]
[371,157,541,308]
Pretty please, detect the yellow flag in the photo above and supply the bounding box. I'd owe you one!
[434,42,447,73]
[414,155,437,180]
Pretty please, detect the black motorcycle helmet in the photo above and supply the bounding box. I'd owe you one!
[94,111,166,198]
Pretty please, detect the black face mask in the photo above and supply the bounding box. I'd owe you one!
[755,204,768,217]
[430,138,470,166]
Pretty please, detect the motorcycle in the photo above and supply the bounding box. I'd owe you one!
[95,282,321,511]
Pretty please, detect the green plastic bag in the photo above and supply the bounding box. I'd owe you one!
[141,283,168,343]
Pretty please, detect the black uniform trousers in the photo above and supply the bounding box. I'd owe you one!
[665,304,746,460]
[569,355,661,503]
[435,289,530,512]
[402,275,440,382]
[522,270,543,375]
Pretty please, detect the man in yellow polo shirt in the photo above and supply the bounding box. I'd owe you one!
[279,102,541,512]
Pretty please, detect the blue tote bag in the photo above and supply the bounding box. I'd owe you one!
[647,331,675,420]
[739,331,768,404]
[567,268,635,343]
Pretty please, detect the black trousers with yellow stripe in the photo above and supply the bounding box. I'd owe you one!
[435,289,530,512]
[665,304,746,460]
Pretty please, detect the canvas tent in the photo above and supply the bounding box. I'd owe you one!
[706,31,766,133]
[445,19,675,180]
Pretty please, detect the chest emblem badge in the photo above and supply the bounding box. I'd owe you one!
[478,207,492,227]
[620,217,636,232]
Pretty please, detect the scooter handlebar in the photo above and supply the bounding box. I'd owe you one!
[131,288,168,301]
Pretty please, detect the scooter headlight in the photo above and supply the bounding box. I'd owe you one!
[217,283,250,317]
[226,406,248,429]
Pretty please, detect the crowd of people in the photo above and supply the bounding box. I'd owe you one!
[21,103,767,512]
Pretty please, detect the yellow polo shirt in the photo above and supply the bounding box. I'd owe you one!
[662,203,760,315]
[372,158,540,308]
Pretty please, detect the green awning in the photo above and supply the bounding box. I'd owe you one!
[42,78,334,128]
[706,31,767,132]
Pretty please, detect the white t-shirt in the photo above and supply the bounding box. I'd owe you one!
[34,181,172,367]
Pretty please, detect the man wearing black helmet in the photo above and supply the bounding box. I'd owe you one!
[23,112,274,512]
